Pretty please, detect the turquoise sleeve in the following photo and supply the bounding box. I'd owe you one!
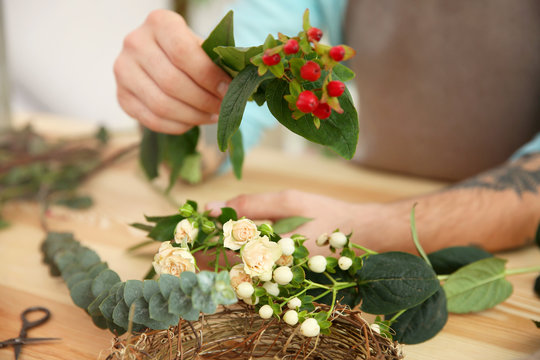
[511,132,540,160]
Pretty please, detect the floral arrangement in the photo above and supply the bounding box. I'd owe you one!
[139,9,358,187]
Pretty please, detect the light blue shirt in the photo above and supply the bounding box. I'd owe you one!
[226,0,540,161]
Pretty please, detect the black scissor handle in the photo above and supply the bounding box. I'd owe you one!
[20,307,51,332]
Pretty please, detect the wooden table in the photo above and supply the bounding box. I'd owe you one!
[1,114,539,359]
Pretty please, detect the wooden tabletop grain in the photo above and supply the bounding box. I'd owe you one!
[0,114,539,360]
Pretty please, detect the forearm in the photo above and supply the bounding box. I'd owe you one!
[357,154,540,254]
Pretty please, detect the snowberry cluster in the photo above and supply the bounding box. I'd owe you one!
[251,9,355,128]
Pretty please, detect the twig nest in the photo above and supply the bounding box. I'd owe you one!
[300,318,320,337]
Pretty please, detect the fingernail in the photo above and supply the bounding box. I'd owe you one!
[217,82,229,97]
[210,114,219,123]
[206,201,226,216]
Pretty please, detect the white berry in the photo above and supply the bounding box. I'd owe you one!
[338,256,353,271]
[371,323,381,334]
[308,255,327,273]
[259,304,273,319]
[316,233,329,246]
[278,237,295,255]
[329,232,347,248]
[263,281,280,297]
[236,282,254,298]
[287,297,302,310]
[300,318,320,337]
[258,271,272,282]
[273,266,293,285]
[243,296,259,305]
[283,310,299,326]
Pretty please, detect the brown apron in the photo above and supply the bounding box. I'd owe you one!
[345,0,540,180]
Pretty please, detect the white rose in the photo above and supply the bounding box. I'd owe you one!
[338,256,353,271]
[223,218,260,250]
[263,281,280,297]
[236,282,254,298]
[308,255,327,273]
[259,304,273,319]
[300,318,320,337]
[278,237,295,255]
[273,266,293,285]
[229,263,252,290]
[287,297,302,310]
[241,236,282,277]
[283,310,299,326]
[276,254,294,267]
[153,245,196,277]
[174,219,199,246]
[329,232,347,248]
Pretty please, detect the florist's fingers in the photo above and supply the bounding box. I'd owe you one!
[117,86,192,134]
[149,10,231,99]
[210,190,315,220]
[114,54,218,128]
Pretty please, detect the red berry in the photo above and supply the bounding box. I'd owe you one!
[283,39,299,55]
[313,102,331,119]
[300,61,321,81]
[327,80,345,97]
[329,46,345,61]
[296,90,319,113]
[307,27,323,42]
[262,52,281,66]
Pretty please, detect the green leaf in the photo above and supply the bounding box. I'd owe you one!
[178,152,202,185]
[192,287,217,314]
[268,61,285,78]
[213,45,263,72]
[263,34,276,50]
[228,129,244,179]
[66,272,89,290]
[55,195,93,209]
[112,300,130,329]
[180,271,198,294]
[159,274,180,299]
[197,271,216,293]
[332,63,356,82]
[88,291,110,317]
[217,65,273,151]
[91,269,121,298]
[143,280,161,302]
[265,78,358,160]
[149,292,178,325]
[132,297,168,330]
[70,279,95,309]
[162,127,200,191]
[201,10,235,61]
[218,207,238,223]
[168,287,191,316]
[325,256,338,273]
[124,280,144,306]
[443,257,513,313]
[139,128,160,180]
[87,262,109,279]
[356,252,439,315]
[291,266,305,285]
[95,126,109,144]
[99,294,117,320]
[293,245,309,259]
[427,246,493,275]
[386,287,448,344]
[273,216,312,234]
[148,214,183,241]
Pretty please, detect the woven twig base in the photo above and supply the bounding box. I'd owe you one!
[106,303,403,360]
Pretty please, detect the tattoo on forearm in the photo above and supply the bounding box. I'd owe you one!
[451,154,540,197]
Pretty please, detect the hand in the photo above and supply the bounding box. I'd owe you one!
[206,190,406,255]
[114,9,231,134]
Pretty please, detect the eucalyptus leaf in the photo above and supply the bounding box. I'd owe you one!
[197,271,216,293]
[443,257,513,313]
[143,279,161,302]
[217,65,274,151]
[192,287,217,314]
[356,252,439,315]
[180,271,198,294]
[131,297,168,330]
[427,246,493,275]
[112,300,130,329]
[386,287,448,344]
[124,280,144,306]
[91,269,121,298]
[273,216,312,234]
[265,78,358,160]
[159,274,180,299]
[70,279,95,309]
[99,294,117,320]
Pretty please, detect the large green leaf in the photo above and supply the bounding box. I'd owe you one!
[265,78,358,159]
[427,246,493,275]
[356,252,439,315]
[139,128,160,180]
[213,45,263,72]
[386,286,448,344]
[201,10,234,61]
[147,214,183,242]
[443,257,513,313]
[217,66,273,151]
[162,127,200,191]
[272,216,312,234]
[228,129,244,179]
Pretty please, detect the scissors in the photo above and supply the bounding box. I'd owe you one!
[0,306,61,359]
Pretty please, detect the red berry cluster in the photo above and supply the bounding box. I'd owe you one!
[251,10,355,125]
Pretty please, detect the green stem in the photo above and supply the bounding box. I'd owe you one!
[311,289,332,302]
[350,243,378,255]
[388,309,407,323]
[410,204,431,267]
[506,266,540,276]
